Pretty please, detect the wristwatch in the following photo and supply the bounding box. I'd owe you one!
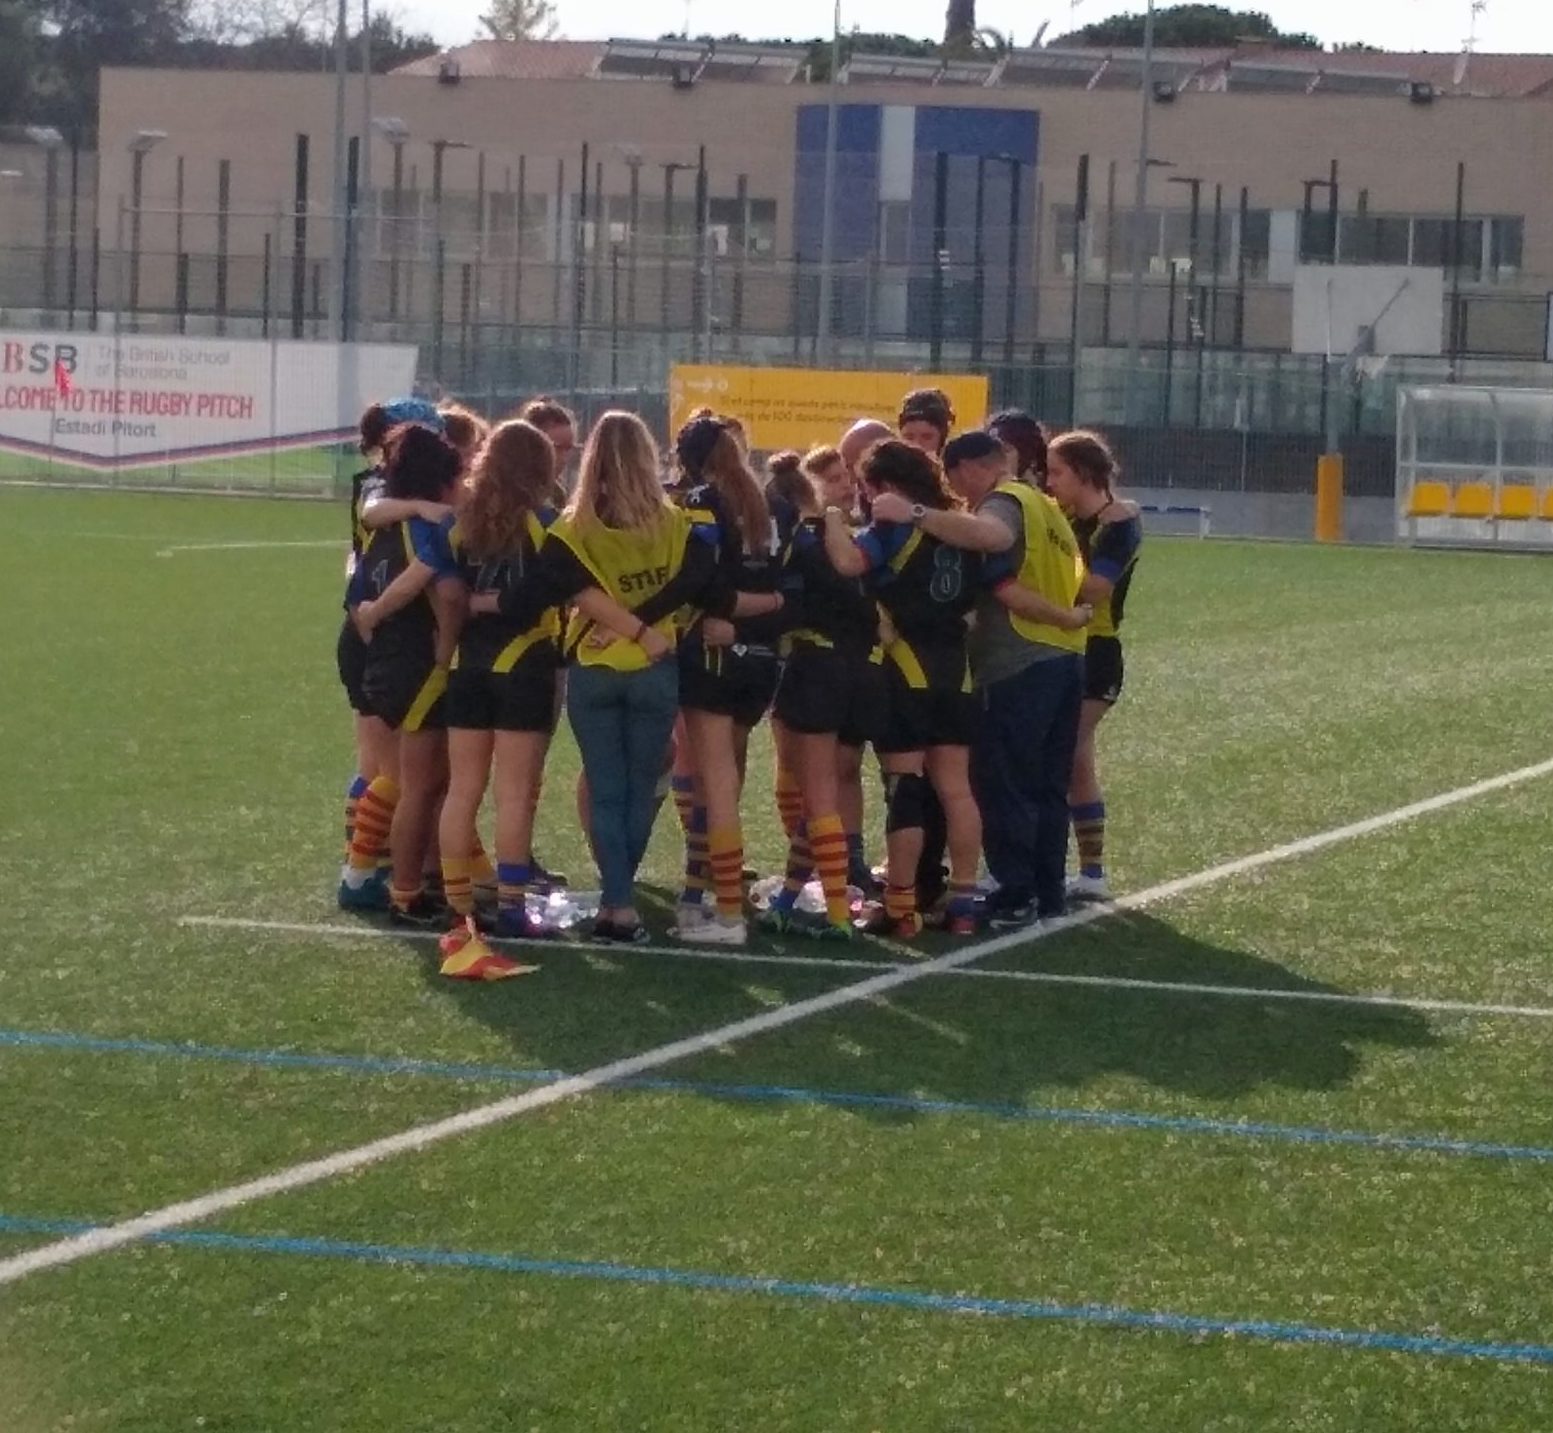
[910,503,927,525]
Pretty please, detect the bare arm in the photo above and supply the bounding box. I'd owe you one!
[1077,571,1115,605]
[430,577,466,668]
[361,497,453,531]
[354,559,438,637]
[869,492,1014,554]
[822,508,868,577]
[993,579,1092,632]
[469,591,501,615]
[574,587,672,662]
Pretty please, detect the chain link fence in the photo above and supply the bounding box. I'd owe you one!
[4,174,1552,536]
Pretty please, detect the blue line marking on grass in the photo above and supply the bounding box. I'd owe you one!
[6,1025,1552,1167]
[1,1213,1549,1367]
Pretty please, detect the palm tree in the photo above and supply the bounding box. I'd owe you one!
[942,0,975,51]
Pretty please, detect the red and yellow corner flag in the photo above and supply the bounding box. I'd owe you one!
[53,359,73,398]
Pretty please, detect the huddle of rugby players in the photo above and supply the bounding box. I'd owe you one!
[334,388,1142,981]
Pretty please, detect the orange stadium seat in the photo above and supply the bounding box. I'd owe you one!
[1405,481,1450,518]
[1450,482,1494,520]
[1496,485,1537,521]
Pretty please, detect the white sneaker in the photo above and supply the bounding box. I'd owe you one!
[670,901,712,938]
[1066,872,1112,903]
[677,914,748,947]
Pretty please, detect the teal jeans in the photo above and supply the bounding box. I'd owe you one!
[566,660,678,909]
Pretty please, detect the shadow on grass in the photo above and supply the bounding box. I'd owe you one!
[367,892,1438,1123]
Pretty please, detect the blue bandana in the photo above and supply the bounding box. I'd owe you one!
[381,397,445,432]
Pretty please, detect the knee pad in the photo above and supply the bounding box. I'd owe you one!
[884,771,930,834]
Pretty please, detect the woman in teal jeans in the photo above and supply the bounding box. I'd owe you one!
[539,412,717,943]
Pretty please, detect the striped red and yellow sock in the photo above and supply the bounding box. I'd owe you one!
[708,827,745,919]
[775,769,804,842]
[808,814,851,927]
[672,774,697,837]
[344,774,369,856]
[347,775,399,875]
[884,883,922,936]
[389,880,422,913]
[770,822,812,914]
[469,840,497,888]
[440,857,475,918]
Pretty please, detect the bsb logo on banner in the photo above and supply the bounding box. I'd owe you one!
[0,334,418,471]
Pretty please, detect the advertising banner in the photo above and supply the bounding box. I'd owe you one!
[0,333,418,470]
[669,364,990,453]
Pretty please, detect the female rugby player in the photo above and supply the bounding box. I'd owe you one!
[669,414,792,946]
[823,440,983,937]
[763,454,885,942]
[436,419,565,951]
[346,425,466,924]
[1043,430,1142,902]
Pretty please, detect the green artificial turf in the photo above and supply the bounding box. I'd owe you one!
[4,487,1552,1430]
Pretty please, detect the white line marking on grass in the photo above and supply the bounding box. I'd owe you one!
[154,540,345,557]
[7,755,1551,1288]
[179,915,886,976]
[949,967,1553,1019]
[177,914,1553,1020]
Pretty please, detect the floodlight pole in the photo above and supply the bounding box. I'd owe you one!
[330,0,350,342]
[1123,0,1156,423]
[815,0,842,365]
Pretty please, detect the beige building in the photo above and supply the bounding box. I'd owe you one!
[3,36,1541,435]
[85,41,1552,356]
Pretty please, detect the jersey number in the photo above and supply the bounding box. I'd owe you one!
[929,546,963,603]
[475,558,511,594]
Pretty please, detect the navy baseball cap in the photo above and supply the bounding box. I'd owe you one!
[942,430,1003,469]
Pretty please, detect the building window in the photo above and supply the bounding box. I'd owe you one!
[1077,205,1267,278]
[1298,210,1523,282]
[707,197,778,258]
[1489,216,1523,276]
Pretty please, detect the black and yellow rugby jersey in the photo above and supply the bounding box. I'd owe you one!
[680,482,800,650]
[785,518,879,656]
[855,520,982,646]
[1070,509,1143,640]
[452,506,562,673]
[349,466,386,557]
[357,513,459,656]
[343,465,386,606]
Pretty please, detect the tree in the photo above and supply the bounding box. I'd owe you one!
[478,0,558,43]
[0,0,42,123]
[182,3,437,72]
[1060,5,1320,50]
[943,0,974,51]
[41,0,191,130]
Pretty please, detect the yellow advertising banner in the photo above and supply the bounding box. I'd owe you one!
[668,365,990,454]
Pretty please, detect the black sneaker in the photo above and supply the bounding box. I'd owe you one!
[529,855,569,890]
[389,893,449,930]
[851,861,883,898]
[591,917,651,945]
[985,890,1037,929]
